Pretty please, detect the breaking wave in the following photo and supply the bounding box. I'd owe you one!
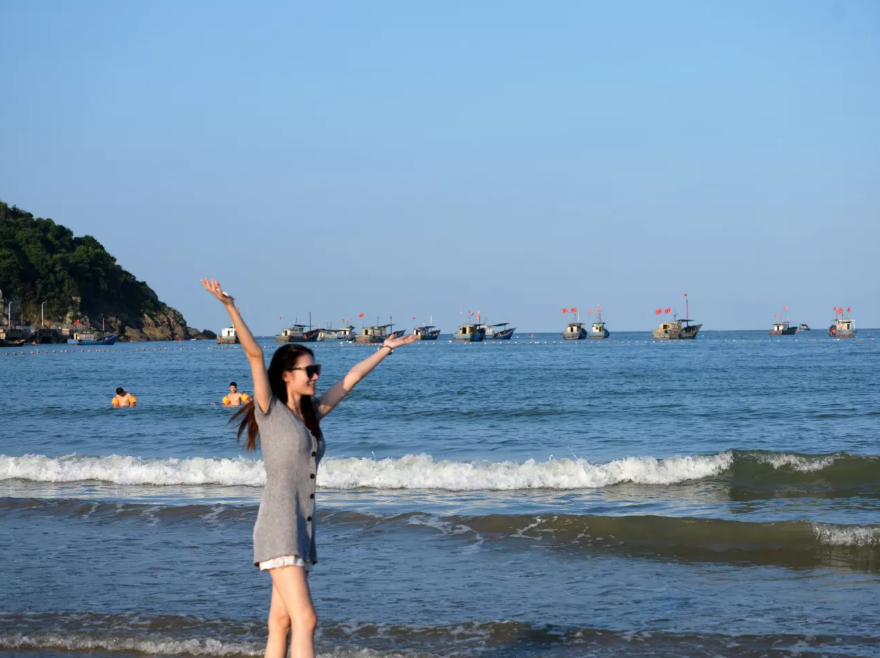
[2,450,878,491]
[2,611,876,658]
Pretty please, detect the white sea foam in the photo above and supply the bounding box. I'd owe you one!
[319,452,735,490]
[0,633,385,658]
[754,452,837,473]
[813,523,880,547]
[0,452,736,490]
[0,454,267,486]
[0,633,262,657]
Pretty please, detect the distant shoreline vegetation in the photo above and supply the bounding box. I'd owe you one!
[0,201,206,341]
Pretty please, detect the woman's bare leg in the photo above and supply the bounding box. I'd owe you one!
[265,583,291,658]
[269,566,316,658]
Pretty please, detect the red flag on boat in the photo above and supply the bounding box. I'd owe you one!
[476,311,481,319]
[665,308,671,314]
[684,293,688,297]
[562,308,568,313]
[571,307,578,313]
[838,307,844,314]
[774,313,779,317]
[412,317,416,320]
[655,309,662,315]
[847,307,851,313]
[783,306,788,311]
[588,309,593,314]
[358,313,365,318]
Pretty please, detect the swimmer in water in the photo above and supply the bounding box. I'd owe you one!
[225,382,245,406]
[113,388,135,407]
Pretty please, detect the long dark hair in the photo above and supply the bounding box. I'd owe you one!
[231,344,323,451]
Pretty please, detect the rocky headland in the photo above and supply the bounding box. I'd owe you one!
[0,201,210,341]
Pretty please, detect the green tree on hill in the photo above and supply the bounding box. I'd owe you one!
[0,201,162,325]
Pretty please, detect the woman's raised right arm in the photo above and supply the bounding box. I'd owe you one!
[201,278,271,413]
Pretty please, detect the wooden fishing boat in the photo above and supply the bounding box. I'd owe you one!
[829,317,856,338]
[355,324,392,344]
[318,325,355,341]
[589,311,610,339]
[562,321,586,340]
[770,321,797,336]
[413,325,441,340]
[799,323,811,331]
[484,322,515,340]
[216,326,239,344]
[454,323,485,342]
[652,296,701,340]
[67,331,119,346]
[276,324,320,343]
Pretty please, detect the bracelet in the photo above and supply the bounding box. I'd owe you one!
[381,344,393,353]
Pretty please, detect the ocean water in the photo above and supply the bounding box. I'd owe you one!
[1,330,879,658]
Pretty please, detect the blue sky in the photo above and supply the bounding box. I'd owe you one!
[2,0,878,333]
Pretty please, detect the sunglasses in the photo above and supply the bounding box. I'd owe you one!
[290,364,322,378]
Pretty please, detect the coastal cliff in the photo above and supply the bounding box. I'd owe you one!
[0,201,209,341]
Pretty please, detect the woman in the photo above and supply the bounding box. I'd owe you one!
[202,278,416,658]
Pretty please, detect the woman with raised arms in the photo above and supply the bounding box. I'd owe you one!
[202,278,416,658]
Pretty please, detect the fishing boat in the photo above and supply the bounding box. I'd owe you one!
[454,323,486,342]
[770,321,797,336]
[799,324,811,331]
[562,321,587,340]
[216,326,239,344]
[355,324,393,344]
[389,328,407,339]
[484,322,515,340]
[276,324,320,343]
[0,326,28,347]
[67,331,119,346]
[318,325,355,341]
[652,296,702,340]
[276,313,320,343]
[829,317,856,338]
[589,311,610,339]
[413,325,441,340]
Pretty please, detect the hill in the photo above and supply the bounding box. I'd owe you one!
[0,201,206,341]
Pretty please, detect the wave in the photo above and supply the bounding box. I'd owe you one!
[2,450,879,491]
[2,612,876,658]
[4,498,878,570]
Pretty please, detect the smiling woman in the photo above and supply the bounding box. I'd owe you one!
[200,277,417,658]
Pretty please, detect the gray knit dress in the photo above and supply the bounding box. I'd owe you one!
[252,395,325,567]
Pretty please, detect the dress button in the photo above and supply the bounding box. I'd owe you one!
[310,474,315,479]
[307,516,312,522]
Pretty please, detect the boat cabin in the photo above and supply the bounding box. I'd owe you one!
[361,325,388,338]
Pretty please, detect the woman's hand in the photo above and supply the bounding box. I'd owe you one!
[201,278,234,307]
[383,333,419,350]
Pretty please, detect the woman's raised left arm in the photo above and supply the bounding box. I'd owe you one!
[316,333,417,418]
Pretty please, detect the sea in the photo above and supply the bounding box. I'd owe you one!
[1,330,879,658]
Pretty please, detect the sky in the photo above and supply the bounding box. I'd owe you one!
[1,0,878,333]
